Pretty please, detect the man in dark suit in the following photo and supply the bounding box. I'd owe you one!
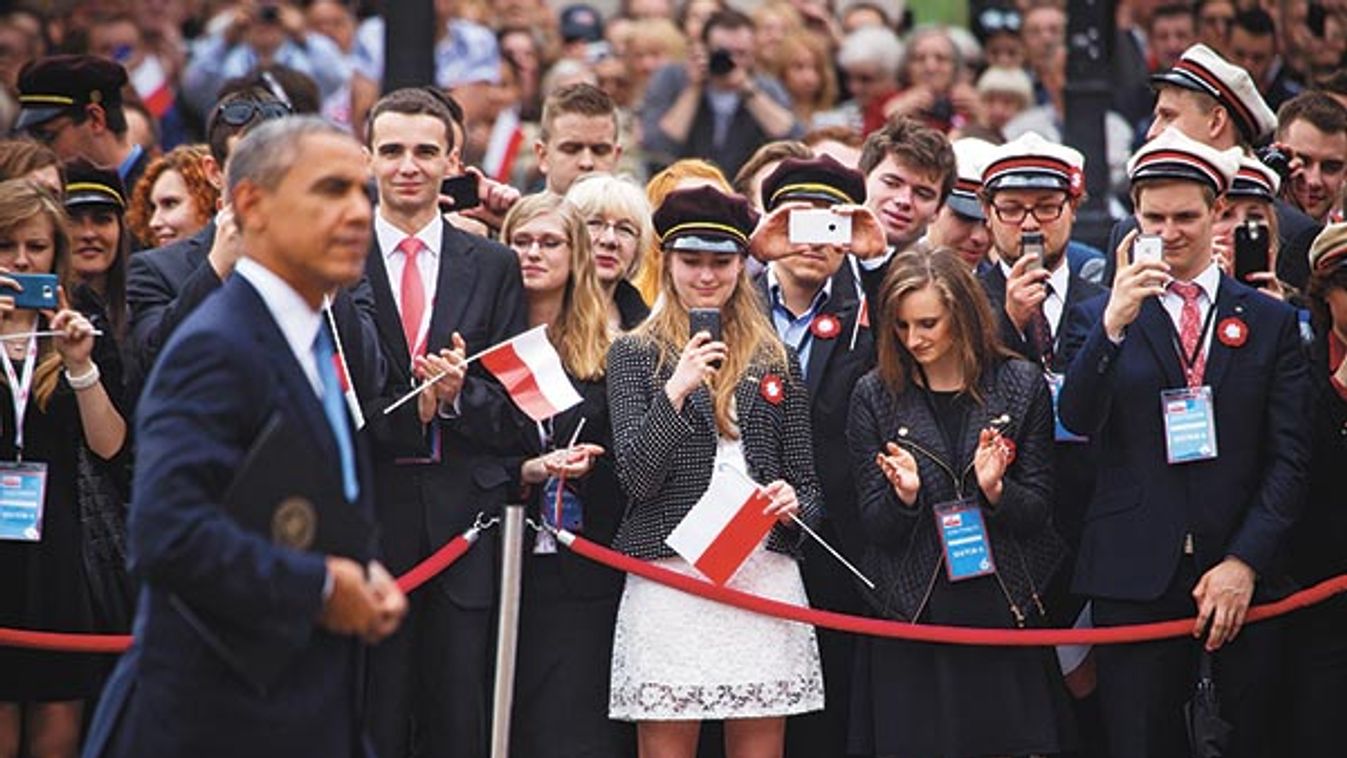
[360,87,527,758]
[83,117,407,758]
[1059,128,1311,758]
[748,155,881,756]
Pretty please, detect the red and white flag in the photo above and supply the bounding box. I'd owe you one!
[665,465,776,584]
[129,55,175,119]
[478,325,582,421]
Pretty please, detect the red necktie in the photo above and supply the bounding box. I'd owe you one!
[398,236,426,355]
[1028,282,1055,366]
[1169,280,1205,387]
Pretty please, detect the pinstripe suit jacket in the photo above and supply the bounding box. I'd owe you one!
[606,333,822,561]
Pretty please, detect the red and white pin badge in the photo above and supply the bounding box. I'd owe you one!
[1217,317,1248,348]
[760,373,785,405]
[810,313,841,340]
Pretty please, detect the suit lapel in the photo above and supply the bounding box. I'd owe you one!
[364,239,413,380]
[234,279,338,462]
[805,269,855,397]
[1136,297,1186,388]
[1200,276,1243,390]
[426,228,480,354]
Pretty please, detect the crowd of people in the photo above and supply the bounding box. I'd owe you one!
[0,1,1343,758]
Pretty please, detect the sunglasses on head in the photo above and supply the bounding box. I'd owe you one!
[216,99,292,127]
[978,8,1022,33]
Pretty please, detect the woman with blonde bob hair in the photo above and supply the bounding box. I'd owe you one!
[0,179,130,758]
[498,193,634,756]
[846,247,1075,757]
[606,185,824,757]
[565,173,654,332]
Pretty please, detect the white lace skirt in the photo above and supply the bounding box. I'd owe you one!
[608,545,825,721]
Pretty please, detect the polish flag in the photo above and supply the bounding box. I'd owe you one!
[665,465,777,585]
[129,55,175,119]
[478,325,582,421]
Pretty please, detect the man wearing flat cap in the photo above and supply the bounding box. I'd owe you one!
[1059,128,1311,758]
[749,154,879,756]
[15,55,151,196]
[1104,43,1321,290]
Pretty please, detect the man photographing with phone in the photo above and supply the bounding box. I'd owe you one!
[641,9,802,178]
[1058,127,1311,758]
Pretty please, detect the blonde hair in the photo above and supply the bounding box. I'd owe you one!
[500,193,610,381]
[639,250,787,438]
[634,159,733,303]
[565,172,654,279]
[0,179,72,410]
[763,31,839,118]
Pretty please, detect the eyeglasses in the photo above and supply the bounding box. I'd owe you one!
[991,200,1067,224]
[586,218,640,244]
[511,235,567,252]
[977,7,1022,34]
[215,99,292,127]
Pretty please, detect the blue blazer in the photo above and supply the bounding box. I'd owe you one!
[1057,275,1312,602]
[84,276,377,758]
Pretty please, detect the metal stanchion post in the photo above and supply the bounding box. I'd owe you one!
[489,504,525,758]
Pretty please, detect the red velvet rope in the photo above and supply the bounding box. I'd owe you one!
[559,531,1347,647]
[0,529,481,653]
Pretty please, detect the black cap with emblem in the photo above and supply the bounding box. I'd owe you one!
[15,55,129,133]
[653,185,759,256]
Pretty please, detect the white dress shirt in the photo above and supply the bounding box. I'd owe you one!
[235,258,324,398]
[375,210,444,352]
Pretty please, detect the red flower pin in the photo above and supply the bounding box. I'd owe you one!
[760,374,785,405]
[810,313,841,340]
[1217,317,1248,348]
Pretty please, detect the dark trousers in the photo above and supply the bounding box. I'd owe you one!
[366,586,494,758]
[1092,560,1282,758]
[1279,594,1347,755]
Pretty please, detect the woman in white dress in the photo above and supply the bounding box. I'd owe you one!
[605,184,824,757]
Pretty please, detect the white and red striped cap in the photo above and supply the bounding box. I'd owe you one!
[1151,43,1277,144]
[981,132,1085,198]
[1127,127,1242,195]
[947,137,997,219]
[1309,222,1347,273]
[1228,154,1280,202]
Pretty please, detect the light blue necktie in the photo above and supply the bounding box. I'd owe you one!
[313,325,359,502]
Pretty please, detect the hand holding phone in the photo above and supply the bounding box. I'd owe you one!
[1020,231,1045,271]
[1132,233,1163,265]
[439,173,481,211]
[0,273,59,310]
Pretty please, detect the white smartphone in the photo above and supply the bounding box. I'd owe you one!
[1132,234,1163,264]
[788,208,852,245]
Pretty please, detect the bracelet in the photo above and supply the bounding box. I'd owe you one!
[64,362,100,391]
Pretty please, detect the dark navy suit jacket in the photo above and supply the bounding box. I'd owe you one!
[83,275,377,758]
[1057,275,1312,602]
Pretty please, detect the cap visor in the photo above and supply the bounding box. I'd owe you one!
[1130,165,1217,192]
[15,106,65,132]
[985,174,1070,193]
[64,191,122,209]
[664,234,745,255]
[945,194,985,221]
[1149,70,1204,94]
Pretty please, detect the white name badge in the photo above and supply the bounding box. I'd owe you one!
[1045,372,1087,443]
[0,461,47,542]
[1161,386,1218,464]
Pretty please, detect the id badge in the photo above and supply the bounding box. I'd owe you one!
[0,461,47,542]
[1045,372,1087,443]
[934,497,996,582]
[535,477,584,555]
[1161,386,1218,464]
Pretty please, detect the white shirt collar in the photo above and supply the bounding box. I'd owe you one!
[765,264,833,314]
[375,208,443,259]
[1177,261,1222,302]
[234,258,324,393]
[1045,256,1070,298]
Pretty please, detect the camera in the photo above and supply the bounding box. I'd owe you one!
[1257,143,1293,184]
[258,4,281,24]
[708,48,735,77]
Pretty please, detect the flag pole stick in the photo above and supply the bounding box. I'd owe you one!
[0,329,104,340]
[718,464,875,589]
[381,325,550,416]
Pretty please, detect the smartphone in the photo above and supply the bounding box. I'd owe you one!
[439,173,481,211]
[1234,221,1270,285]
[688,308,722,369]
[789,208,852,245]
[1020,231,1045,271]
[1132,233,1164,264]
[0,273,58,310]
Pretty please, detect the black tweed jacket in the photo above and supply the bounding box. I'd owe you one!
[846,358,1066,624]
[606,333,823,561]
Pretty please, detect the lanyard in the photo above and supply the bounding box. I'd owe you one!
[1165,298,1219,385]
[1,333,37,459]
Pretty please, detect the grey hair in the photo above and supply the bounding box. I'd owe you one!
[226,116,351,199]
[837,26,905,78]
[898,24,962,87]
[565,172,655,278]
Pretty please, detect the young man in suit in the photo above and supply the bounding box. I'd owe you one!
[925,136,996,271]
[749,155,883,756]
[84,116,406,758]
[360,87,527,758]
[1059,127,1312,758]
